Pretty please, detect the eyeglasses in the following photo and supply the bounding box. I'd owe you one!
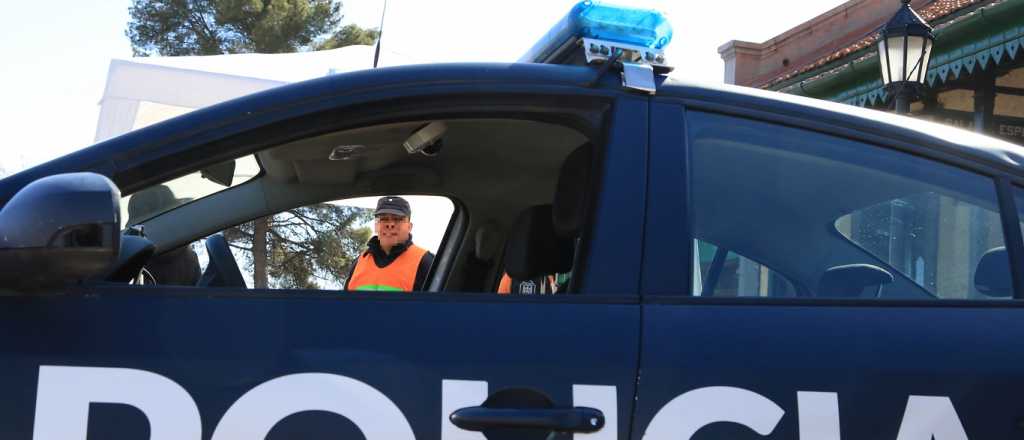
[375,215,408,224]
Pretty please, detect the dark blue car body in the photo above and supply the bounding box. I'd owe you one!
[2,62,1024,440]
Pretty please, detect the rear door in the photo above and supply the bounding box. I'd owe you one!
[0,91,649,440]
[633,100,1024,439]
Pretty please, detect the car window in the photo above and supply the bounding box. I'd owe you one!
[835,192,1005,298]
[695,239,798,297]
[121,155,261,228]
[115,117,602,295]
[188,195,455,289]
[688,110,1012,300]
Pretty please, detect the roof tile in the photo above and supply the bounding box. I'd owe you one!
[763,0,986,88]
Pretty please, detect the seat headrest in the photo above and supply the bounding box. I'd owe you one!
[975,247,1012,297]
[127,184,193,225]
[553,143,593,238]
[504,205,574,280]
[474,220,502,261]
[818,264,894,298]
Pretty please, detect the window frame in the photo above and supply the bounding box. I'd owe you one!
[996,178,1024,298]
[643,95,1024,302]
[101,98,641,300]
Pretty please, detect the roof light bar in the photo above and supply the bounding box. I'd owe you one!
[519,0,673,69]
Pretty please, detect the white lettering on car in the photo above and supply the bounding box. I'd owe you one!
[572,384,618,440]
[642,386,785,440]
[32,366,972,440]
[210,373,414,440]
[33,366,201,440]
[797,391,840,440]
[441,380,488,440]
[895,395,969,440]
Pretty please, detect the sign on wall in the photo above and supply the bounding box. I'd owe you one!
[922,109,1024,145]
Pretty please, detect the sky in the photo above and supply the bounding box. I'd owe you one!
[0,0,848,175]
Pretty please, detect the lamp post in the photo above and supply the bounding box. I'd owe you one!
[878,0,934,114]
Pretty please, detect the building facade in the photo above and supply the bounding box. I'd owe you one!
[715,0,1024,298]
[719,0,1024,145]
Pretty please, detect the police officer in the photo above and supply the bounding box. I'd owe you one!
[344,196,434,292]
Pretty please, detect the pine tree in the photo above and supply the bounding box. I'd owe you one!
[127,0,378,56]
[126,0,381,287]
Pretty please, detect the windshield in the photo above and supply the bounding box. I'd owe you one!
[120,155,261,228]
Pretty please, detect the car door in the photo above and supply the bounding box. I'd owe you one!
[632,99,1024,439]
[0,75,649,440]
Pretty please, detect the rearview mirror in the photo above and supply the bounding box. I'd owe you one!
[0,172,121,290]
[200,160,236,187]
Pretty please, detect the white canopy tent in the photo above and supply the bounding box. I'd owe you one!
[94,45,414,142]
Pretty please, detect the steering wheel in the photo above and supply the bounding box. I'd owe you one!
[199,233,247,288]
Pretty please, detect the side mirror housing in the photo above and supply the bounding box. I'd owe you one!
[0,172,121,290]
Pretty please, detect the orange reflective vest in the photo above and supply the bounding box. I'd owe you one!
[348,244,428,292]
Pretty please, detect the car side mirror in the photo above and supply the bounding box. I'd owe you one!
[0,172,121,290]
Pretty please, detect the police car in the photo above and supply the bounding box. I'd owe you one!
[1,1,1022,439]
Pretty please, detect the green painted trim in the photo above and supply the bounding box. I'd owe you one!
[772,0,1024,107]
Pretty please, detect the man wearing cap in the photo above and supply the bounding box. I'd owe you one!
[344,196,434,292]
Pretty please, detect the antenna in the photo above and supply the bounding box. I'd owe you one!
[373,0,388,68]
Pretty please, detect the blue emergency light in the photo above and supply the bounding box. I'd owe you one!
[519,1,673,67]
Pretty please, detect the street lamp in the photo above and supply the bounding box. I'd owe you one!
[878,0,934,114]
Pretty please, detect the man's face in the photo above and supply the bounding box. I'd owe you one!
[375,214,412,249]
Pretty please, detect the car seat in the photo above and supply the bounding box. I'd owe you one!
[817,264,894,298]
[496,142,593,294]
[126,185,202,285]
[975,247,1012,298]
[552,143,592,241]
[499,205,574,294]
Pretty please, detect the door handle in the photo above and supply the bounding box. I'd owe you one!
[450,406,604,433]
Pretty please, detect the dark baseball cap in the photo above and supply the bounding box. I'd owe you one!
[375,196,411,217]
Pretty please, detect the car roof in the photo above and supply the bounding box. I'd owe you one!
[658,76,1024,175]
[0,63,608,206]
[4,62,1024,206]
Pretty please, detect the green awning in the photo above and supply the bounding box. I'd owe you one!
[776,0,1024,107]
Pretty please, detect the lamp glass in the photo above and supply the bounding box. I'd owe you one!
[879,34,931,85]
